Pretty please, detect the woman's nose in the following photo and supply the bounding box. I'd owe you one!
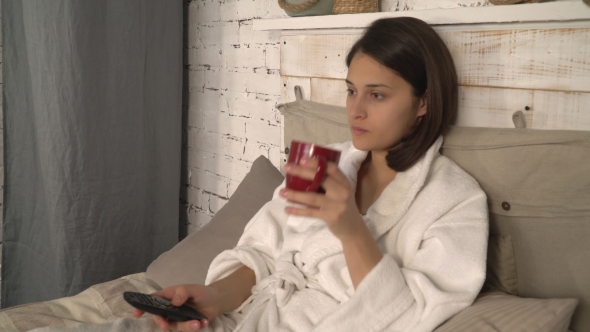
[347,96,367,119]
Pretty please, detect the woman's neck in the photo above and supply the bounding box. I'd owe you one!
[355,151,398,215]
[365,150,398,186]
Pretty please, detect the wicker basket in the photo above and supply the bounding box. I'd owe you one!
[489,0,541,5]
[278,0,334,17]
[332,0,378,14]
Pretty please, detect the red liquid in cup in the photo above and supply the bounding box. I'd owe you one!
[286,141,341,193]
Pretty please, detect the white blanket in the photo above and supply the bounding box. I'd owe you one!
[32,318,158,332]
[34,137,488,332]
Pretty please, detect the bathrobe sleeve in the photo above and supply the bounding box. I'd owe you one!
[204,142,352,287]
[205,184,288,285]
[313,169,489,332]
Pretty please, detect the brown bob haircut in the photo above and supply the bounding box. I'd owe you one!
[346,17,458,172]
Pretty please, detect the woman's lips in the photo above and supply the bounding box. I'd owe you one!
[351,126,368,135]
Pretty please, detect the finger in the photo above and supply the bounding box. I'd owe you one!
[288,160,347,189]
[170,286,190,306]
[172,319,208,331]
[133,308,145,318]
[152,285,190,306]
[300,157,319,167]
[153,316,206,332]
[152,315,169,331]
[319,164,353,196]
[280,188,326,208]
[151,287,180,300]
[324,162,350,186]
[285,204,324,219]
[284,161,319,181]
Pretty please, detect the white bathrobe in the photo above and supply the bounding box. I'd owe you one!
[206,136,489,332]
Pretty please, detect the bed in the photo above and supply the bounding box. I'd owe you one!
[0,93,588,331]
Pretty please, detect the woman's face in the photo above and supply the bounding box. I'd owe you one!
[346,52,426,153]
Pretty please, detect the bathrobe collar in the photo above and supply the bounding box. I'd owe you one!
[339,136,444,238]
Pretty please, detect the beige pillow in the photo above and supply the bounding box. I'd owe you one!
[146,155,284,288]
[278,98,590,331]
[278,99,350,147]
[441,126,590,331]
[434,291,578,332]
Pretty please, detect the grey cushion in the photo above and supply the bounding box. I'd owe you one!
[146,155,284,288]
[278,98,589,331]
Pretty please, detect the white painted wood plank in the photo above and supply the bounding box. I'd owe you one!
[281,35,355,79]
[532,90,590,131]
[254,1,590,31]
[305,80,590,131]
[456,86,534,129]
[441,28,590,92]
[310,78,347,107]
[282,28,590,92]
[307,81,537,129]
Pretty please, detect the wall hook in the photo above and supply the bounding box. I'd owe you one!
[512,111,527,128]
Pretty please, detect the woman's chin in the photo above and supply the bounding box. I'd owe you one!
[351,139,371,152]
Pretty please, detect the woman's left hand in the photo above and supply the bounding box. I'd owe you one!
[280,158,365,240]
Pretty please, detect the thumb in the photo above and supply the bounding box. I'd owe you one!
[170,286,190,306]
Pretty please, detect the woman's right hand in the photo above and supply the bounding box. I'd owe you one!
[133,284,219,331]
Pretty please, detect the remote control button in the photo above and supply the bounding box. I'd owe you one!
[153,296,173,307]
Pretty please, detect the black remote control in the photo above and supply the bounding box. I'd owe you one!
[123,291,207,322]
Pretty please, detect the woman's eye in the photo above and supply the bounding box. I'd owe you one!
[371,93,384,100]
[346,89,356,96]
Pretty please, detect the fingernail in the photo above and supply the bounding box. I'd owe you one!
[301,158,309,165]
[284,164,292,171]
[279,189,287,197]
[189,321,200,330]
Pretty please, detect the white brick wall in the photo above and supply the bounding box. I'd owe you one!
[182,0,286,234]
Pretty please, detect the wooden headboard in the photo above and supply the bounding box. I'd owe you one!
[252,2,590,159]
[279,24,590,131]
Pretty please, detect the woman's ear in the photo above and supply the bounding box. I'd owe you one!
[417,91,427,117]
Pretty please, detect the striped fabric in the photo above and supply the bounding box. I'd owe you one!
[435,291,578,332]
[0,273,160,332]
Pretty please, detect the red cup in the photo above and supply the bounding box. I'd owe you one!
[286,141,341,193]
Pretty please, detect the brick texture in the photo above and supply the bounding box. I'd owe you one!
[182,0,286,234]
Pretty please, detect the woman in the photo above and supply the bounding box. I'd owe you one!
[137,17,488,332]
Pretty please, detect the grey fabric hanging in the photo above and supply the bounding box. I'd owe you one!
[2,0,182,307]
